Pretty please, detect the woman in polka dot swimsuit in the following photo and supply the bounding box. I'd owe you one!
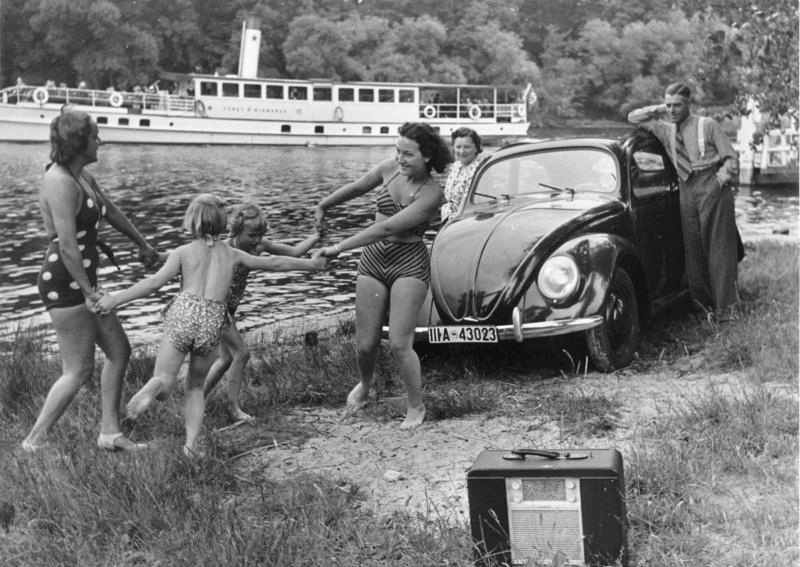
[22,111,160,453]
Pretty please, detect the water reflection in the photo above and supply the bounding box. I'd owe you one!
[0,141,796,346]
[0,143,389,345]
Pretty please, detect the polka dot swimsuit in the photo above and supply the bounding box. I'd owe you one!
[37,174,107,310]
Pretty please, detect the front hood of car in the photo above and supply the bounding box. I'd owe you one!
[430,195,624,321]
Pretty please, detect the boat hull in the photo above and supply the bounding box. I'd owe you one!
[0,103,529,146]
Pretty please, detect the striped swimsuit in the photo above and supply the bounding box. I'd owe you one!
[357,173,431,287]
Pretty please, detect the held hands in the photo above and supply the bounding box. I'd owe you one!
[138,244,162,270]
[309,254,329,271]
[313,244,340,259]
[93,291,117,316]
[85,287,105,314]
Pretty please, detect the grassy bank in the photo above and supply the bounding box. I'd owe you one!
[1,239,797,566]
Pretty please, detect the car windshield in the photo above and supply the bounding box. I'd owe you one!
[468,148,619,207]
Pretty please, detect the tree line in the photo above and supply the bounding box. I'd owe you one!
[1,0,796,123]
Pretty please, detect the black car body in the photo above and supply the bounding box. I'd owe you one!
[412,130,687,371]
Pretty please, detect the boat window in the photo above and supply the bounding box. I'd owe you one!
[97,117,108,125]
[314,87,332,101]
[338,88,354,102]
[222,83,239,97]
[243,83,261,98]
[358,89,374,103]
[315,125,324,133]
[200,82,218,96]
[380,126,390,134]
[139,119,150,127]
[378,89,394,103]
[118,118,129,126]
[362,126,372,134]
[399,89,415,103]
[288,86,307,100]
[281,124,291,133]
[266,85,283,99]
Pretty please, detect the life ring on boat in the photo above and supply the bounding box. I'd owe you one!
[108,92,124,108]
[468,105,482,120]
[423,105,436,119]
[195,100,207,117]
[334,105,344,122]
[32,87,49,105]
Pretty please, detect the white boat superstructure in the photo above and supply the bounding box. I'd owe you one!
[735,98,798,187]
[0,79,529,145]
[0,19,530,146]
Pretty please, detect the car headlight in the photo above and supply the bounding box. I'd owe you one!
[537,255,580,301]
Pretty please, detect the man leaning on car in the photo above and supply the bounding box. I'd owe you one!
[628,82,740,324]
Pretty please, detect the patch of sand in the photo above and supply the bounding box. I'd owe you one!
[241,368,785,523]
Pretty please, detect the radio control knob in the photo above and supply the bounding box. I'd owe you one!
[568,495,576,503]
[566,480,575,489]
[511,480,521,490]
[512,494,522,503]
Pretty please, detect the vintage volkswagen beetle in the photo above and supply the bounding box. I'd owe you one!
[415,130,687,371]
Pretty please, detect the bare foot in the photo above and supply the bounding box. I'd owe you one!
[126,378,167,419]
[230,408,254,422]
[345,382,373,413]
[399,405,426,430]
[182,444,206,460]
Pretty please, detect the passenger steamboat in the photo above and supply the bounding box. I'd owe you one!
[0,19,531,146]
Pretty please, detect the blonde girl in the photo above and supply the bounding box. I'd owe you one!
[203,202,322,421]
[96,194,326,456]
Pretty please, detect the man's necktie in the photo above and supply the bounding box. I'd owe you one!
[674,127,692,181]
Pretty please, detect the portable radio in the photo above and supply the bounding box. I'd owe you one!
[467,448,628,567]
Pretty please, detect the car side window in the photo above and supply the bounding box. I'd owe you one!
[631,149,670,197]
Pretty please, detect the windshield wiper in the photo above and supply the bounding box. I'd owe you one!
[539,182,575,197]
[472,191,499,202]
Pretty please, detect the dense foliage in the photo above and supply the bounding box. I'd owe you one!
[0,0,796,122]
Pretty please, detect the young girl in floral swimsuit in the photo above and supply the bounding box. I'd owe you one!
[96,194,326,457]
[202,202,322,421]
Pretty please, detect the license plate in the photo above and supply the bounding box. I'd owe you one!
[427,325,498,343]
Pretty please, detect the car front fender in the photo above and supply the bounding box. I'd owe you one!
[518,233,640,325]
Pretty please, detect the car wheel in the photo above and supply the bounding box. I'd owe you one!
[586,268,639,371]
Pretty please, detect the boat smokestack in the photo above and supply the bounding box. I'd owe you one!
[238,17,261,78]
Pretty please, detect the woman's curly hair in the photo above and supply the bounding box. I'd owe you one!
[398,122,453,174]
[49,111,94,165]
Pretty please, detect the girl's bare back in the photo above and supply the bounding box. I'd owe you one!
[177,240,239,302]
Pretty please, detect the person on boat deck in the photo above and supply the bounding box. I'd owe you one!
[440,127,487,222]
[628,81,740,323]
[314,121,452,429]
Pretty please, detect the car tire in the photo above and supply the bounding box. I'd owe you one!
[586,267,639,371]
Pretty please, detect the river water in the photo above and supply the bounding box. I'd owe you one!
[1,136,797,346]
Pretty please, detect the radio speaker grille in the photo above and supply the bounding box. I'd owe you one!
[509,509,584,564]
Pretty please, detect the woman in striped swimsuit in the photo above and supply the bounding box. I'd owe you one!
[315,122,451,429]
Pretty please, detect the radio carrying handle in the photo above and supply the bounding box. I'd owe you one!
[504,449,589,461]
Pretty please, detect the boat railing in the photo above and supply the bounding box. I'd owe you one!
[418,102,525,122]
[1,85,195,114]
